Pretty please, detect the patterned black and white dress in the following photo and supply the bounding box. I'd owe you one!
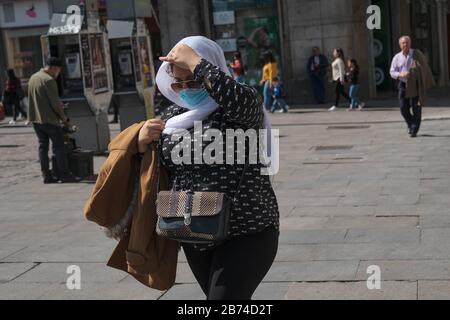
[158,59,279,251]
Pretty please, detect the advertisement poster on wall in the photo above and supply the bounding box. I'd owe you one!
[243,16,280,87]
[89,34,108,93]
[138,36,155,119]
[138,37,153,89]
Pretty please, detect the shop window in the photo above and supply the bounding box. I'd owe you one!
[14,36,43,81]
[211,0,281,87]
[2,3,15,23]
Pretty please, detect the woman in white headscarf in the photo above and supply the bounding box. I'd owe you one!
[137,36,279,300]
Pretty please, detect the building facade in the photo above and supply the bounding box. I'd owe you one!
[157,0,450,105]
[0,0,51,84]
[1,0,449,105]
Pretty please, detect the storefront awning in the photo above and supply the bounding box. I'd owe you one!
[106,20,134,39]
[48,13,84,35]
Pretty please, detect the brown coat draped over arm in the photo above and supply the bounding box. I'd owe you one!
[406,49,436,106]
[83,122,178,291]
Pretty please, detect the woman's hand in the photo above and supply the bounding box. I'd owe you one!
[137,118,166,153]
[159,44,202,73]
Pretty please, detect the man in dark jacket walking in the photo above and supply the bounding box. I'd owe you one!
[307,46,329,104]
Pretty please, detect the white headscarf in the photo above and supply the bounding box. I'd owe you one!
[156,36,229,134]
[156,36,272,157]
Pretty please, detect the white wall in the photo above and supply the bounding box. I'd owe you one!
[0,0,50,28]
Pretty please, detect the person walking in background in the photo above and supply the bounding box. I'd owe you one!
[259,51,278,109]
[329,48,351,112]
[346,58,365,111]
[2,69,28,125]
[270,77,289,113]
[28,57,80,184]
[229,51,245,84]
[307,46,329,104]
[390,36,435,138]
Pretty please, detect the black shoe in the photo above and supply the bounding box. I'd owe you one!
[410,132,418,138]
[60,174,82,183]
[109,120,118,124]
[43,176,59,184]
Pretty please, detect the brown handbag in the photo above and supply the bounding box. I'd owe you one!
[155,143,248,244]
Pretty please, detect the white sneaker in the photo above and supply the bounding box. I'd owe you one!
[9,120,16,125]
[358,102,365,111]
[328,106,337,112]
[24,120,31,126]
[17,115,24,121]
[277,109,284,113]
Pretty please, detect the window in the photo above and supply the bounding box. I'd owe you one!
[211,0,281,87]
[3,2,15,23]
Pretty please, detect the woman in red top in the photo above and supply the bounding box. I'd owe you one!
[229,51,245,84]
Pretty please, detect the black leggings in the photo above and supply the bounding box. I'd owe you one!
[182,226,279,300]
[335,80,351,107]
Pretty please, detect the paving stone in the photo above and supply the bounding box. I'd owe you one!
[421,228,450,245]
[263,261,359,282]
[0,283,56,300]
[378,194,420,206]
[1,230,111,248]
[345,228,420,244]
[285,281,417,300]
[280,229,347,244]
[36,282,163,300]
[356,260,450,281]
[419,194,450,206]
[281,216,419,230]
[418,281,450,300]
[338,195,380,206]
[2,245,114,263]
[421,215,450,229]
[0,246,28,261]
[0,262,37,282]
[159,283,204,300]
[11,262,128,284]
[290,205,376,217]
[375,205,448,216]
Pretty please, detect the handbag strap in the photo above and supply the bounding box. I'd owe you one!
[155,137,249,200]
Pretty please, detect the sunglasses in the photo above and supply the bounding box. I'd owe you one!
[171,79,202,92]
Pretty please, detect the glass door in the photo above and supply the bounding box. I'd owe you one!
[210,0,282,88]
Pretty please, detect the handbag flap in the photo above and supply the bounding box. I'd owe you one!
[156,191,226,218]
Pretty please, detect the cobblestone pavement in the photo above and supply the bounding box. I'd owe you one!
[1,105,450,299]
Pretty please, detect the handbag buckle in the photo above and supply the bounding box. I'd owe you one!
[183,212,191,226]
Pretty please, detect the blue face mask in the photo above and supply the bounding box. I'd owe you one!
[179,88,209,109]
